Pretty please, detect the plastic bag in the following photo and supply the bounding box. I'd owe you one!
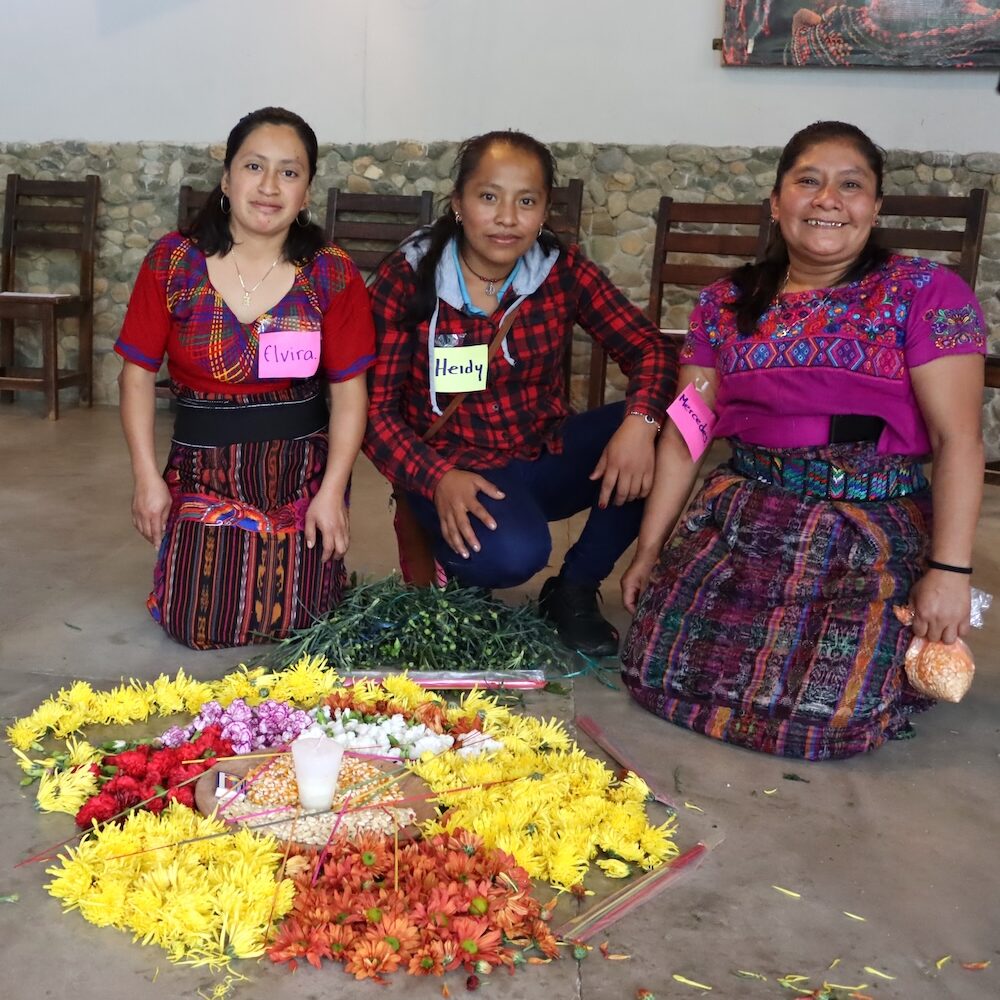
[892,588,991,703]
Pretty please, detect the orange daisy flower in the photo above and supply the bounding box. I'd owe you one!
[267,916,333,971]
[529,918,560,959]
[343,938,402,983]
[407,936,447,976]
[367,913,422,958]
[348,831,393,877]
[447,916,505,971]
[447,828,484,857]
[412,701,448,733]
[327,922,358,962]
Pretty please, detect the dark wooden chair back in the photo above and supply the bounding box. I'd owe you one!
[0,174,101,418]
[542,180,599,407]
[872,189,988,289]
[986,359,1000,487]
[324,189,436,272]
[548,178,584,245]
[647,197,772,334]
[177,184,211,230]
[867,189,993,484]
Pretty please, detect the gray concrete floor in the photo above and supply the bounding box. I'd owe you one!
[1,400,998,1000]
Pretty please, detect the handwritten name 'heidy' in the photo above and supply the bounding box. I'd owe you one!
[435,357,485,380]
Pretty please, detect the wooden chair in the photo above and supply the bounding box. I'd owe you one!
[177,184,210,230]
[986,359,1000,487]
[324,189,435,272]
[543,180,601,408]
[646,196,772,337]
[872,189,988,288]
[868,190,996,485]
[0,174,101,420]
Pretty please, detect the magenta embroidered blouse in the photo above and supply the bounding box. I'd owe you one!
[680,255,987,455]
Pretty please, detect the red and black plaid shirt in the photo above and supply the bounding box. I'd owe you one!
[363,243,677,499]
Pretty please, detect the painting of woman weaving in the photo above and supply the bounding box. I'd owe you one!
[722,1,1000,67]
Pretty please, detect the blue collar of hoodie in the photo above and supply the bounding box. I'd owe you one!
[401,231,561,312]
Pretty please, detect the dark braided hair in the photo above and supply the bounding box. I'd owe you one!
[403,130,564,324]
[182,106,326,265]
[729,120,890,335]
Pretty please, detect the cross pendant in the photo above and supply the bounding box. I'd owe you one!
[484,280,496,296]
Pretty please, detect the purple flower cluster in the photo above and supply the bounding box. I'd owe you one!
[160,698,312,755]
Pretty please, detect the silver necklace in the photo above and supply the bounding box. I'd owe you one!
[231,248,281,308]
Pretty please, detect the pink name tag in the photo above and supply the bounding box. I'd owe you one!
[667,382,717,460]
[258,329,321,379]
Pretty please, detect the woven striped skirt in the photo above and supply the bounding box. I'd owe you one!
[621,442,934,760]
[148,387,345,650]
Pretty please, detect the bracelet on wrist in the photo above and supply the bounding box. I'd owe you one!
[627,410,662,433]
[926,559,972,575]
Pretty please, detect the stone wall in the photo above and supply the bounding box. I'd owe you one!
[1,139,998,455]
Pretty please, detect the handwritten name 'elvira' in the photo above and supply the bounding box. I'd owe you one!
[261,344,316,364]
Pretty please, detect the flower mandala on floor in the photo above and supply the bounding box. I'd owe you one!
[9,656,681,984]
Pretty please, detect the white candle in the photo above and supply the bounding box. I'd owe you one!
[290,735,344,811]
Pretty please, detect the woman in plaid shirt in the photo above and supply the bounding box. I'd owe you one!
[363,130,677,656]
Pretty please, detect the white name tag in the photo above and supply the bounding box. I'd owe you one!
[433,344,489,393]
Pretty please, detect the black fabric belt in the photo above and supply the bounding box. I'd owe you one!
[172,392,328,447]
[828,414,884,444]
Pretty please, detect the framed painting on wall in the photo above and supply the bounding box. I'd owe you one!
[722,1,1000,67]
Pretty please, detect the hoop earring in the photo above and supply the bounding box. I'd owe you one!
[220,194,231,215]
[454,213,462,225]
[537,225,543,238]
[296,207,312,227]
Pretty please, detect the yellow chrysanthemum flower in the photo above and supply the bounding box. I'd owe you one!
[98,684,156,726]
[264,654,339,705]
[210,666,267,708]
[380,672,437,711]
[28,700,73,735]
[64,736,103,768]
[49,707,90,740]
[36,766,100,814]
[58,680,98,712]
[596,858,631,878]
[6,717,44,751]
[610,771,652,803]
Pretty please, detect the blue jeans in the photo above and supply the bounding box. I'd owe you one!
[404,403,643,589]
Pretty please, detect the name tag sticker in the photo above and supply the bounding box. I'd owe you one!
[667,381,717,460]
[258,328,321,379]
[433,344,489,393]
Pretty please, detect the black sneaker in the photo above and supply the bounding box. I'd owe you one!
[538,575,620,658]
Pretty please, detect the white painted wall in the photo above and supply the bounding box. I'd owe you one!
[3,0,997,152]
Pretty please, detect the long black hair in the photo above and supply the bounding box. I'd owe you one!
[730,120,890,335]
[183,106,326,265]
[404,130,564,324]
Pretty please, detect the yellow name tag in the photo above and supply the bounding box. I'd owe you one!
[433,344,489,393]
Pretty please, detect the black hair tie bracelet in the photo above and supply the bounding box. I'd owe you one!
[926,559,973,575]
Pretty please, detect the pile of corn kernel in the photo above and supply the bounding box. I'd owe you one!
[218,753,417,844]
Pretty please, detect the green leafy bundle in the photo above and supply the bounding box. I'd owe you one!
[261,577,568,672]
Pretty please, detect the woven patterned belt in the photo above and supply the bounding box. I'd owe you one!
[730,442,928,502]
